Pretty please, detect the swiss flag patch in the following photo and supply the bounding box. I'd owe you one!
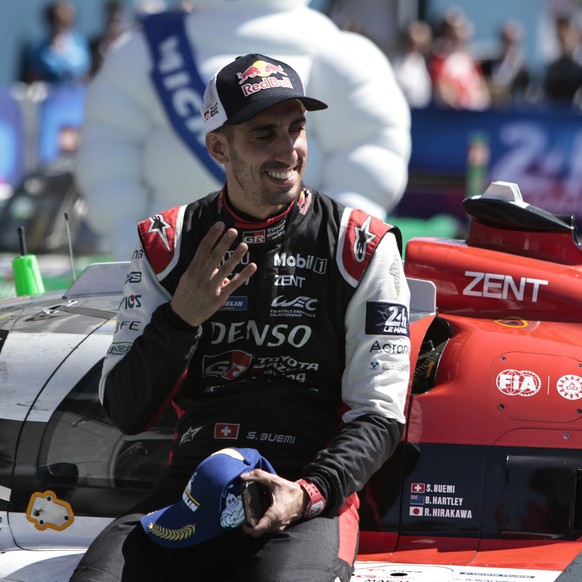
[214,423,240,440]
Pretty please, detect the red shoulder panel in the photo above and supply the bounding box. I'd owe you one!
[341,209,392,283]
[138,205,183,275]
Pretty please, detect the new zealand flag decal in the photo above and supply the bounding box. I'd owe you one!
[365,302,409,337]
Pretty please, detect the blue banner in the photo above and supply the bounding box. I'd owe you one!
[37,83,86,165]
[400,104,582,223]
[3,84,582,225]
[0,90,24,188]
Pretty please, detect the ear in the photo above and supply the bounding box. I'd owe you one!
[206,132,228,164]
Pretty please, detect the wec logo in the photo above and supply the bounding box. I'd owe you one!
[271,296,317,311]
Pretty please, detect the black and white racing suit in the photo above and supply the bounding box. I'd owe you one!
[102,185,410,506]
[82,186,410,580]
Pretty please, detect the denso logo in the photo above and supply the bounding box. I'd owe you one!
[271,296,318,311]
[463,271,548,302]
[274,253,327,274]
[210,321,311,347]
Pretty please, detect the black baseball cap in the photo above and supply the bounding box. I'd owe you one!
[201,53,328,134]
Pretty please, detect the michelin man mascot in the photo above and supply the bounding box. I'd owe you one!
[76,0,411,259]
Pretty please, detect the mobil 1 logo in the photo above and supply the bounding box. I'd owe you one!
[365,302,409,337]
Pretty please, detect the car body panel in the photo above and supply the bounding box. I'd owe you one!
[2,186,582,581]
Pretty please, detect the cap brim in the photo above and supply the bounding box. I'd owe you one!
[224,96,328,127]
[140,503,220,549]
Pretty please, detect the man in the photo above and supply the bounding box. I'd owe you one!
[75,0,411,259]
[22,1,90,84]
[71,53,410,582]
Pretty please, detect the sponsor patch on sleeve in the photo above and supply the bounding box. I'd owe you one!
[338,210,391,286]
[365,302,409,337]
[107,342,133,356]
[138,205,184,276]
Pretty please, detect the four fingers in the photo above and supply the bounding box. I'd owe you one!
[183,223,256,313]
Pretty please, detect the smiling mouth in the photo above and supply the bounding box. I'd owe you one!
[266,169,295,180]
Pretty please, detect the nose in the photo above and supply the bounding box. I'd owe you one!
[272,132,300,166]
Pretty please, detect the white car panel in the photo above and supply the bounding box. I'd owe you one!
[26,333,112,424]
[0,333,85,422]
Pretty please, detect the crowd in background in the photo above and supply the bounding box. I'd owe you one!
[17,0,191,86]
[391,7,582,111]
[14,1,582,113]
[0,0,580,274]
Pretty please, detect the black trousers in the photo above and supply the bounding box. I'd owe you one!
[69,486,359,582]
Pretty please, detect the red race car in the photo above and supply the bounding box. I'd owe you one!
[1,181,581,581]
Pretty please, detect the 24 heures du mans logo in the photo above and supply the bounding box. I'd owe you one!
[365,302,409,337]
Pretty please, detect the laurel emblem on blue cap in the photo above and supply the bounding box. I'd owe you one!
[146,522,197,542]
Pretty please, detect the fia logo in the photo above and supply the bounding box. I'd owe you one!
[496,369,541,397]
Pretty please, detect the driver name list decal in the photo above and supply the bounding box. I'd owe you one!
[409,483,473,520]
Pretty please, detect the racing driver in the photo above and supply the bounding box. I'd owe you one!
[70,53,411,582]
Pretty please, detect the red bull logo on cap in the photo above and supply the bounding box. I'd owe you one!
[237,60,293,97]
[237,60,287,84]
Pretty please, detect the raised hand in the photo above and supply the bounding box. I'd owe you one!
[170,222,257,326]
